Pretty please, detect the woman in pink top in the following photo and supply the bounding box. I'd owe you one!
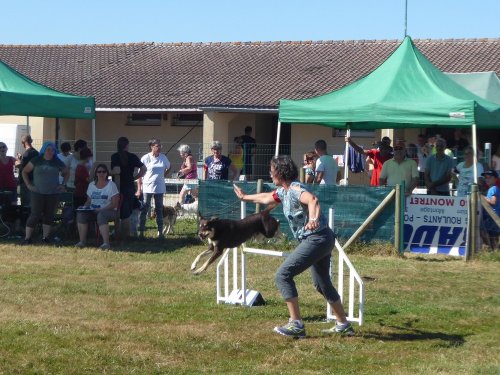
[177,144,198,203]
[0,142,18,204]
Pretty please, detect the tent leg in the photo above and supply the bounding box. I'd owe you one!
[274,121,281,157]
[343,129,350,185]
[472,123,478,183]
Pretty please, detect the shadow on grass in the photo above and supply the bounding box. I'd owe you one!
[413,256,463,262]
[110,235,203,254]
[362,323,468,347]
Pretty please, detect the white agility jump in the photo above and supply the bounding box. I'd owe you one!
[215,205,365,325]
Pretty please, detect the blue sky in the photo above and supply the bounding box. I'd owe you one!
[1,0,498,45]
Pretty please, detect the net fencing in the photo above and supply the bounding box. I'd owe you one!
[198,180,395,243]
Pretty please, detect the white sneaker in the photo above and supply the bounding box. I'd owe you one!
[99,243,110,250]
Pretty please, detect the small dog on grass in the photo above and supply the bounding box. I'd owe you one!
[150,204,181,236]
[191,208,279,275]
[178,200,198,217]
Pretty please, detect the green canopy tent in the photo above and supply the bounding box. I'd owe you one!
[445,71,500,105]
[0,59,96,151]
[278,36,500,182]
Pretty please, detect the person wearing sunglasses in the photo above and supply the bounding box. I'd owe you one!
[379,139,419,196]
[75,164,119,249]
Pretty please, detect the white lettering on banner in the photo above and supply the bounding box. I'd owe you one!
[449,112,465,119]
[404,195,468,256]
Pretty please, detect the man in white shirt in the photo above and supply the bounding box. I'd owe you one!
[314,139,340,185]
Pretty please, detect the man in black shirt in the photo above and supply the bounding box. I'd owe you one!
[240,126,256,178]
[15,134,39,208]
[111,137,146,239]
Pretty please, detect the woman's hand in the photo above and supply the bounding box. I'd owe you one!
[305,218,319,231]
[233,184,246,201]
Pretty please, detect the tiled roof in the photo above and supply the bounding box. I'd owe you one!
[0,39,499,109]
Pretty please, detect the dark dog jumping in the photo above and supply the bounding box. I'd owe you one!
[191,209,279,275]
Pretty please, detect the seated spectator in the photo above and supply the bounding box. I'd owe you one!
[379,139,418,196]
[303,151,317,183]
[480,170,500,250]
[75,164,119,249]
[453,146,484,197]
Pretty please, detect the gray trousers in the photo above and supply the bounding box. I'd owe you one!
[139,193,163,233]
[275,227,340,303]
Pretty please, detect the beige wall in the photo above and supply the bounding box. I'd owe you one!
[0,115,45,148]
[3,112,433,186]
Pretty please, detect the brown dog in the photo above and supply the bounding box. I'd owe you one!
[191,208,279,275]
[150,204,181,236]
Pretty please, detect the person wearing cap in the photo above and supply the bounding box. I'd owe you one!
[203,141,239,181]
[346,136,392,186]
[480,169,499,250]
[21,141,68,245]
[424,138,454,196]
[379,139,418,196]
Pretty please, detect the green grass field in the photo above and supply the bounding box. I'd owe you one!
[0,219,498,374]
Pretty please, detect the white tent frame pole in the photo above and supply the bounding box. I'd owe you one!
[343,129,350,185]
[274,121,281,157]
[472,123,478,183]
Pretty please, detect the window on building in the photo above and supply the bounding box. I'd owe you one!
[126,113,161,126]
[172,113,203,127]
